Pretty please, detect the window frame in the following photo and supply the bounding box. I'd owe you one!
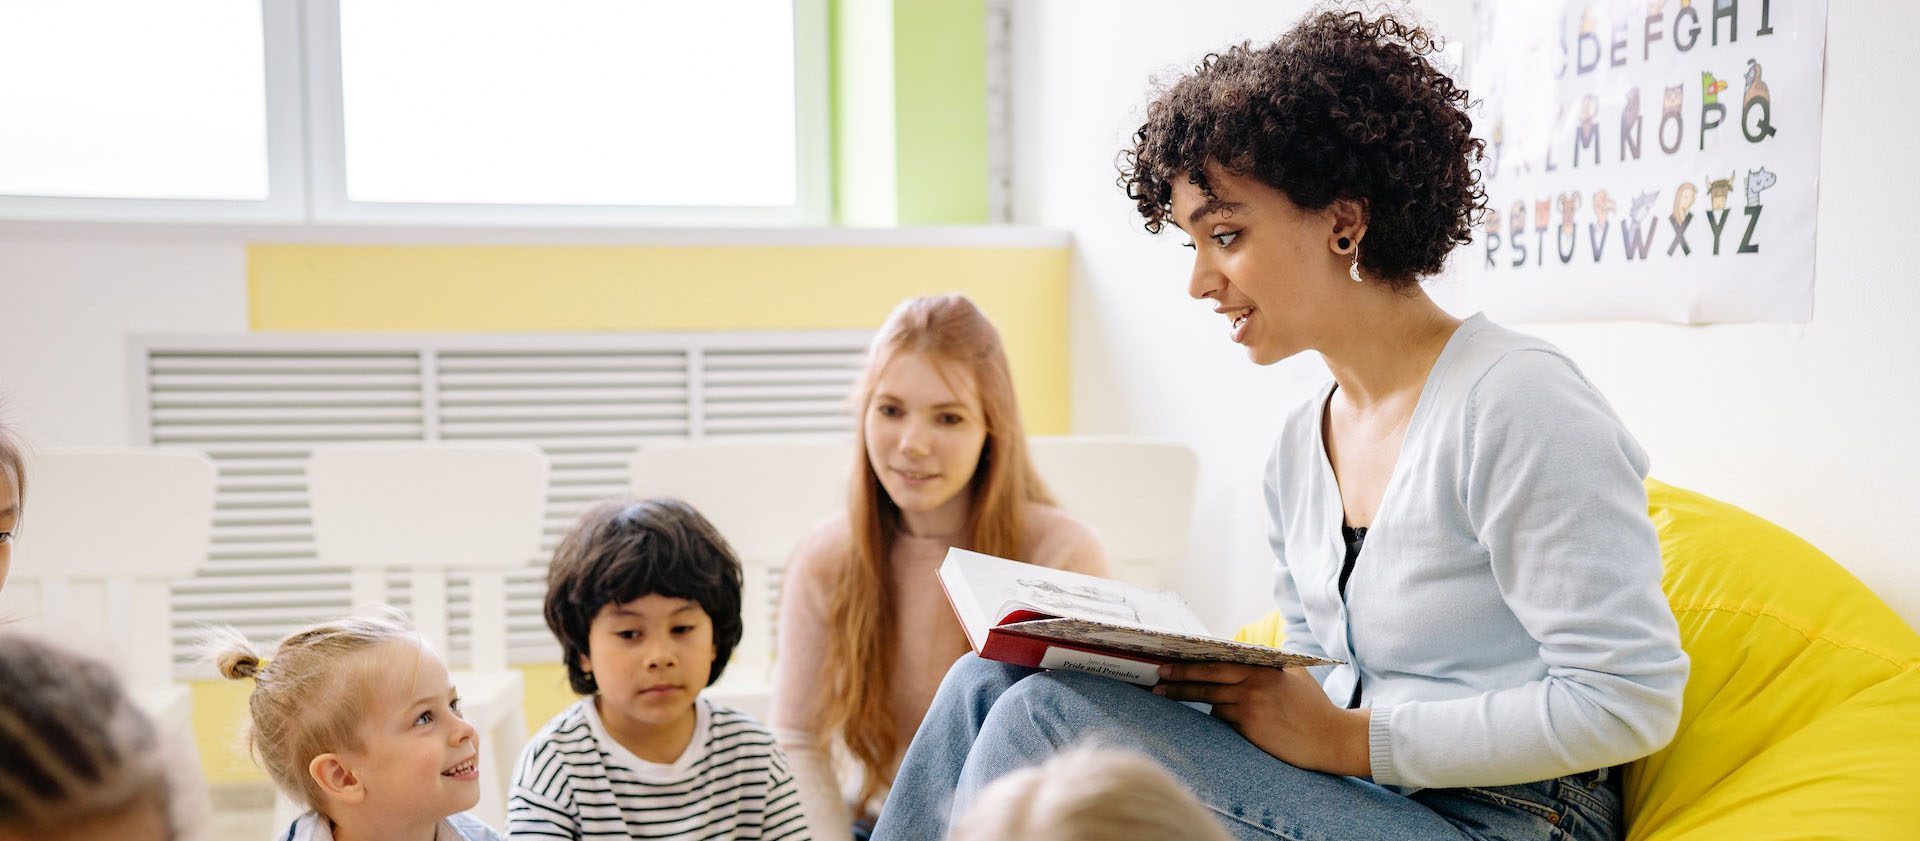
[300,0,832,227]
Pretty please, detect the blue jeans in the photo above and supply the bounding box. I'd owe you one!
[871,655,1622,841]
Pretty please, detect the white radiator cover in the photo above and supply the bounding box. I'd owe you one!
[132,331,870,675]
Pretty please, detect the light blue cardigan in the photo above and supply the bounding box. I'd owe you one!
[1264,313,1688,790]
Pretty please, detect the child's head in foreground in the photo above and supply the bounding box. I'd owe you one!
[212,614,480,834]
[946,746,1234,841]
[0,629,171,841]
[544,498,744,738]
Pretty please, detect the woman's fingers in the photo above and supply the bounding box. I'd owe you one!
[1151,680,1242,705]
[1157,661,1259,685]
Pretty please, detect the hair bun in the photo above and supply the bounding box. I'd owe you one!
[216,649,261,680]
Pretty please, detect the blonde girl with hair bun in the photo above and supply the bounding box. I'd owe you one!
[947,746,1234,841]
[210,615,503,841]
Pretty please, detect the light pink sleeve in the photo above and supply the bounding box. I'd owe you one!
[1025,504,1111,578]
[770,521,854,836]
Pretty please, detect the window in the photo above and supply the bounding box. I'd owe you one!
[0,0,827,225]
[310,0,827,224]
[0,0,305,221]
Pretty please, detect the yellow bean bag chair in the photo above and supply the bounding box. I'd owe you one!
[1235,479,1920,839]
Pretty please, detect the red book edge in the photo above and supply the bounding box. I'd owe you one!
[978,610,1170,683]
[938,571,1170,683]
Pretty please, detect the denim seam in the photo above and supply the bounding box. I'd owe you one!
[1552,777,1614,820]
[1457,785,1563,825]
[1198,801,1313,841]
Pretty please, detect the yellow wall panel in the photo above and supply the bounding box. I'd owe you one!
[248,244,1071,434]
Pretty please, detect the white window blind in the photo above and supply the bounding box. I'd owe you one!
[134,332,868,675]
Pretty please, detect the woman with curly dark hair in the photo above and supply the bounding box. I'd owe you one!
[868,8,1687,841]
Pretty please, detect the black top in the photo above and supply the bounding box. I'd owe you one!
[1339,524,1367,597]
[1339,524,1368,709]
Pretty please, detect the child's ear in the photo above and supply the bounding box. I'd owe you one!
[309,752,366,805]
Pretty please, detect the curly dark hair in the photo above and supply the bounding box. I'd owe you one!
[1120,7,1486,288]
[544,497,745,694]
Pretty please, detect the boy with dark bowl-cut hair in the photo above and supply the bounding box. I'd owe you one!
[509,497,810,840]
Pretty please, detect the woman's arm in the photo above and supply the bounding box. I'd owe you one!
[1263,439,1335,682]
[770,529,855,836]
[1373,350,1688,789]
[1153,440,1356,774]
[1155,661,1372,775]
[1025,502,1113,578]
[761,748,815,841]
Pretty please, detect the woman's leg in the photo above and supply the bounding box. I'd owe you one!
[869,654,1037,839]
[877,659,1613,841]
[940,668,1469,841]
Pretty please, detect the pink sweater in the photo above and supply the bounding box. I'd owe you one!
[770,502,1108,830]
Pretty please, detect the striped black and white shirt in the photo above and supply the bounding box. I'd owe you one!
[508,696,810,840]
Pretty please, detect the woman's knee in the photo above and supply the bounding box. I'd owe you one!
[938,652,1029,695]
[985,669,1146,740]
[922,653,1036,723]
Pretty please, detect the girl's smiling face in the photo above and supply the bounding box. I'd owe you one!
[328,641,480,824]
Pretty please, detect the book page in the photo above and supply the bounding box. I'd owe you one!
[941,547,1210,636]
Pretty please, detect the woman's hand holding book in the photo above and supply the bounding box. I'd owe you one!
[1153,662,1373,778]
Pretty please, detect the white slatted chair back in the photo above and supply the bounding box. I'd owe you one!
[306,442,548,669]
[9,447,216,685]
[628,437,854,717]
[1028,437,1198,588]
[6,447,216,841]
[302,442,548,830]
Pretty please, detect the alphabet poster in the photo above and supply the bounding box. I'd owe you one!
[1461,1,1827,323]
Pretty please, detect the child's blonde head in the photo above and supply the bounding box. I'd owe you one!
[947,746,1233,841]
[0,629,171,840]
[208,615,420,809]
[0,420,23,589]
[0,421,23,511]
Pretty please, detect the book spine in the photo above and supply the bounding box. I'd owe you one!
[980,629,1165,686]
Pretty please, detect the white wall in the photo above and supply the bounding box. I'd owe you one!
[0,234,249,447]
[1016,0,1920,630]
[1435,0,1920,625]
[1011,0,1340,632]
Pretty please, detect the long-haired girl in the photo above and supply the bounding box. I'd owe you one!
[770,294,1109,835]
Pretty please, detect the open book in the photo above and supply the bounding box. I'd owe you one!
[938,548,1340,686]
